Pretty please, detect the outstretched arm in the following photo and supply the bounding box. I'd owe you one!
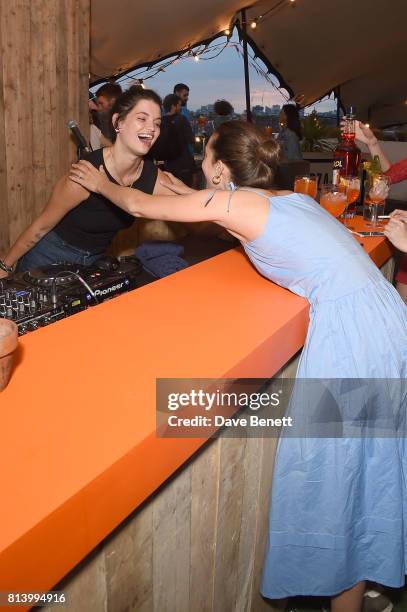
[69,160,225,224]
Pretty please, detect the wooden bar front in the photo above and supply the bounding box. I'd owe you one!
[0,228,395,612]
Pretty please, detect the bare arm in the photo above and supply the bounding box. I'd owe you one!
[70,161,222,223]
[2,176,88,270]
[344,121,392,171]
[69,160,270,242]
[155,170,221,236]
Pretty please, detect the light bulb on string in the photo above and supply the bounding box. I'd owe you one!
[250,19,257,29]
[193,54,200,62]
[224,28,230,36]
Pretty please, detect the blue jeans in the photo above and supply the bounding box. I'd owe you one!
[16,230,103,272]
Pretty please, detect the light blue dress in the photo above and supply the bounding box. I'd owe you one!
[240,190,407,598]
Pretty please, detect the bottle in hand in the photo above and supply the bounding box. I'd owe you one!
[333,107,361,186]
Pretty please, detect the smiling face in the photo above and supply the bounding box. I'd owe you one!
[114,99,162,155]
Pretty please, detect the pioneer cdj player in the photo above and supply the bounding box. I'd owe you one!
[0,256,147,335]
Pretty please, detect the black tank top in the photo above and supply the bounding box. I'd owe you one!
[54,148,158,253]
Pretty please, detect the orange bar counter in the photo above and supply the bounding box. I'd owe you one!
[0,225,394,610]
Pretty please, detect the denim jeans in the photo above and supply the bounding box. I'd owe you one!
[16,230,103,272]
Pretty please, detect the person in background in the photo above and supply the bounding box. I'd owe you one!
[0,87,176,276]
[95,82,123,142]
[352,121,407,302]
[70,120,407,612]
[278,103,303,161]
[88,92,104,150]
[206,100,235,137]
[149,93,195,187]
[173,83,191,123]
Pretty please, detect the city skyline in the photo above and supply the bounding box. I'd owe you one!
[114,32,337,115]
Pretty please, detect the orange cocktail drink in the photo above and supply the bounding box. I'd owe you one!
[294,176,318,199]
[320,184,348,218]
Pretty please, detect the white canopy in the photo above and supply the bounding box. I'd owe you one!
[90,0,407,127]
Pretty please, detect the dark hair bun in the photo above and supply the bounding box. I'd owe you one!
[256,139,281,167]
[211,122,281,189]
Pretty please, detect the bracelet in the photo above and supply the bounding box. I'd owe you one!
[0,259,14,273]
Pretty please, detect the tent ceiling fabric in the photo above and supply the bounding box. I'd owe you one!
[245,0,407,126]
[90,0,407,127]
[90,0,248,80]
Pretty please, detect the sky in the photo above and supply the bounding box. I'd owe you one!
[112,31,336,115]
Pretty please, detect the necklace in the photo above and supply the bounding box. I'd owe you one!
[108,149,143,188]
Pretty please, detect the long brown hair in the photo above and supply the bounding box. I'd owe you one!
[211,121,281,189]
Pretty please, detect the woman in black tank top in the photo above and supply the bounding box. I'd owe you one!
[0,86,175,275]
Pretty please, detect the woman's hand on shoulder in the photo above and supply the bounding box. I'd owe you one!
[69,160,109,194]
[157,170,196,195]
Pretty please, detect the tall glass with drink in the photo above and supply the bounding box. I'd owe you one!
[319,184,348,218]
[363,174,390,227]
[339,175,361,219]
[294,175,318,199]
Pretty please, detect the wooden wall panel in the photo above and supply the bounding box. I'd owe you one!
[44,357,302,612]
[0,3,9,251]
[0,0,90,253]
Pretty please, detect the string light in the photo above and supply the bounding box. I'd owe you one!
[224,28,230,36]
[246,0,299,30]
[104,38,231,90]
[365,123,370,128]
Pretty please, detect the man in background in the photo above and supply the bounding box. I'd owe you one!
[94,82,123,143]
[149,93,195,187]
[173,83,191,124]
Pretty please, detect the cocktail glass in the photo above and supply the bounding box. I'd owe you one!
[364,174,391,227]
[319,184,348,218]
[294,175,318,199]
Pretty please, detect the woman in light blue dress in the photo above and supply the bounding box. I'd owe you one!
[70,120,407,612]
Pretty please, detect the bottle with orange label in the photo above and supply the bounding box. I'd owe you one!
[332,107,361,185]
